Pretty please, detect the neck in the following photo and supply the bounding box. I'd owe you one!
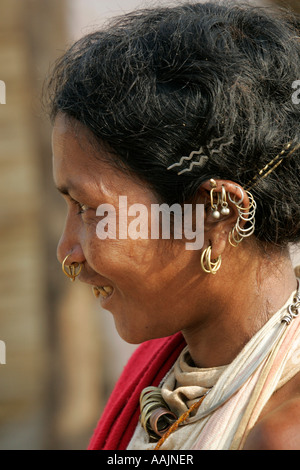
[182,245,297,369]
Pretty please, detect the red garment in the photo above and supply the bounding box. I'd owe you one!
[88,332,186,450]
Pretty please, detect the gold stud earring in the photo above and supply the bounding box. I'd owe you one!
[62,254,83,282]
[200,245,222,274]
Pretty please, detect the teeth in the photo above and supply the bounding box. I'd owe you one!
[92,286,113,299]
[102,286,113,294]
[92,286,101,298]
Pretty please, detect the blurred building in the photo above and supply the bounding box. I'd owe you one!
[0,0,299,450]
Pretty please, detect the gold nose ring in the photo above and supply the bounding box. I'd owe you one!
[62,254,83,282]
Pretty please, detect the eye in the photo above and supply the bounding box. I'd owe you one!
[75,201,90,215]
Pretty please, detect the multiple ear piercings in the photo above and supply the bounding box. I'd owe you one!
[167,141,298,276]
[201,179,256,275]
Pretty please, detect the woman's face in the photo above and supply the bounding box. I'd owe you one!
[52,113,206,344]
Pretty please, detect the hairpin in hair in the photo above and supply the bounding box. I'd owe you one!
[167,136,234,175]
[245,141,300,191]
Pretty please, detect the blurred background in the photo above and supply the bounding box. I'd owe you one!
[0,0,299,450]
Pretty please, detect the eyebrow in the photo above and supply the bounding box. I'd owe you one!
[55,179,77,197]
[56,184,69,196]
[55,181,87,203]
[55,184,79,203]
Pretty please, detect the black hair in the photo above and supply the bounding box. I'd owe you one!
[46,1,300,247]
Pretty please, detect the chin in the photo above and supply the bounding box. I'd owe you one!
[114,320,174,345]
[115,327,152,345]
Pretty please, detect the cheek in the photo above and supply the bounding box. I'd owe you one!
[82,227,139,278]
[82,215,191,294]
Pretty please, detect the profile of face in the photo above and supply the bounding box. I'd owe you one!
[52,113,211,344]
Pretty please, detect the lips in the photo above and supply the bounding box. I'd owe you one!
[92,285,113,299]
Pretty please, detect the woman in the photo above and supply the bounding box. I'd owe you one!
[47,1,300,450]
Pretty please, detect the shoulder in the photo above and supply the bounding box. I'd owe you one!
[243,398,300,450]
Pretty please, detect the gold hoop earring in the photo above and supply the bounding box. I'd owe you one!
[200,245,222,275]
[62,254,83,282]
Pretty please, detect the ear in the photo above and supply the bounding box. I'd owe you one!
[199,179,251,260]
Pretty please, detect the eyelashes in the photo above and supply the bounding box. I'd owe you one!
[73,200,90,215]
[60,192,92,217]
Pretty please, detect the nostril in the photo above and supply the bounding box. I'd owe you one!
[57,241,85,266]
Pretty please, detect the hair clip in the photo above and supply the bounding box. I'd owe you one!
[246,141,300,190]
[167,136,234,175]
[167,147,209,175]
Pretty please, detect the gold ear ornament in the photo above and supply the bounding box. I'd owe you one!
[200,245,222,275]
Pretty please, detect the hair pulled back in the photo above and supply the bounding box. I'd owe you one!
[46,1,300,247]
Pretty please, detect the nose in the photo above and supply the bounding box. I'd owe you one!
[56,215,85,266]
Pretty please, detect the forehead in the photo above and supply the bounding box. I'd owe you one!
[52,113,99,170]
[52,114,105,193]
[51,113,156,203]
